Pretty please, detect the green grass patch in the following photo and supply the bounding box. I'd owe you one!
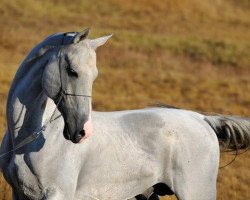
[111,30,250,67]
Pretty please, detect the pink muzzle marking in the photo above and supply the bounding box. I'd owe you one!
[79,119,93,143]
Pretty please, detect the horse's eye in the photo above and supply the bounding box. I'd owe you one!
[66,68,78,78]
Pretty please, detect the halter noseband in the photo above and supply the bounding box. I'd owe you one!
[54,32,92,104]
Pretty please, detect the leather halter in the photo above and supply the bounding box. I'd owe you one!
[54,32,92,104]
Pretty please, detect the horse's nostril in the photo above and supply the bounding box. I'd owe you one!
[73,133,82,143]
[72,130,85,143]
[79,130,85,137]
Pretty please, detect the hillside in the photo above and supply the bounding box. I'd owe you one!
[0,0,250,199]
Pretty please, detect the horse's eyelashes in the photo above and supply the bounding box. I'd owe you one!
[64,56,78,78]
[66,67,78,78]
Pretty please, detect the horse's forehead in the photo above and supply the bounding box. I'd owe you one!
[65,44,95,62]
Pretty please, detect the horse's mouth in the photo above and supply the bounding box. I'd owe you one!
[63,123,86,143]
[72,130,85,143]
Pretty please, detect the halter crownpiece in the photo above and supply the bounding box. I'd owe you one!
[54,32,92,103]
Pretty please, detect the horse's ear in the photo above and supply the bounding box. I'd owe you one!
[88,34,113,50]
[73,28,90,44]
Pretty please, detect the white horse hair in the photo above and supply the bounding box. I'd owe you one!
[0,29,249,200]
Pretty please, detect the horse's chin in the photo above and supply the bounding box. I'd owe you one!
[79,119,93,143]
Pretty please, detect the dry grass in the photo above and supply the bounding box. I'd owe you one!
[0,0,249,199]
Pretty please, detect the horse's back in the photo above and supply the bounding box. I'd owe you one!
[92,107,219,167]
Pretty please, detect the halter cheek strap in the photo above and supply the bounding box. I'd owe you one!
[54,32,92,103]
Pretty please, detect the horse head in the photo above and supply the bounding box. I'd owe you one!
[42,28,112,143]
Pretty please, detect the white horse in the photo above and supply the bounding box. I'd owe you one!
[0,29,249,200]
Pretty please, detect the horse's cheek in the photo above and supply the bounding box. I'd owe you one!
[42,62,60,99]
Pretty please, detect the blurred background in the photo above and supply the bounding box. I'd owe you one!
[0,0,249,199]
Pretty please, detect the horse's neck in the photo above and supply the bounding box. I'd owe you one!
[7,56,56,142]
[6,33,72,146]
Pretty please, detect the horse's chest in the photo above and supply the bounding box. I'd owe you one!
[11,153,45,199]
[12,145,78,199]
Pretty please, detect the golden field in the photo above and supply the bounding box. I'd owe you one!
[0,0,249,199]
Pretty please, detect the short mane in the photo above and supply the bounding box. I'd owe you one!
[150,103,180,109]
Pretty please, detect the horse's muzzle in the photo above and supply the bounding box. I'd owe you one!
[63,119,92,143]
[72,130,85,143]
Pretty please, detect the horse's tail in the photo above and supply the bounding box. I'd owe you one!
[204,115,250,152]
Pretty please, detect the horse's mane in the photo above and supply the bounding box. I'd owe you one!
[17,33,63,73]
[8,33,64,97]
[150,103,180,109]
[12,32,79,87]
[25,45,57,64]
